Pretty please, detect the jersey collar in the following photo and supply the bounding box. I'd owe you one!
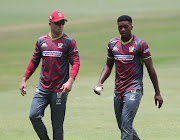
[48,32,63,40]
[120,34,133,45]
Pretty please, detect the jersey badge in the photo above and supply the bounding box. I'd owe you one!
[112,46,119,51]
[41,43,48,48]
[58,43,63,49]
[129,46,135,52]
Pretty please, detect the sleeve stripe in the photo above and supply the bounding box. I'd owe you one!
[142,56,151,60]
[107,56,114,59]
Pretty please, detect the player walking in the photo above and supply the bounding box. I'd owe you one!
[20,11,80,140]
[94,15,163,140]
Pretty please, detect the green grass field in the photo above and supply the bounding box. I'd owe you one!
[1,0,180,139]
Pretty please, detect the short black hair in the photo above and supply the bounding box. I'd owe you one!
[117,15,132,24]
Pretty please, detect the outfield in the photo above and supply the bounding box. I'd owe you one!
[0,0,180,139]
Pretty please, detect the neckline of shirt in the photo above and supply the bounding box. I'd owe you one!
[48,32,63,40]
[120,34,133,45]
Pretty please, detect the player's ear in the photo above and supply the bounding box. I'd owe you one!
[49,22,51,26]
[131,25,133,30]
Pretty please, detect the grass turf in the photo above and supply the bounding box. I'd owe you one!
[0,0,180,139]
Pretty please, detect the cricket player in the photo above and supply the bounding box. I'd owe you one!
[20,11,80,140]
[94,15,163,140]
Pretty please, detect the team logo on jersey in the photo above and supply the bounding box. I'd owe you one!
[114,55,134,61]
[129,46,135,52]
[112,46,119,51]
[43,51,62,57]
[58,43,63,49]
[41,43,48,48]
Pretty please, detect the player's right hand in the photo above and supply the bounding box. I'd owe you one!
[94,84,103,95]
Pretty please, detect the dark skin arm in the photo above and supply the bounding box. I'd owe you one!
[144,57,163,108]
[94,58,114,95]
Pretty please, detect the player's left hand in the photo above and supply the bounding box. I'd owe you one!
[60,82,72,93]
[154,94,163,109]
[60,77,74,93]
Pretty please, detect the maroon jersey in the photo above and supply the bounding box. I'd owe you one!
[24,33,80,92]
[107,34,151,94]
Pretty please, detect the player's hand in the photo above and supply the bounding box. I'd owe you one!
[60,82,72,94]
[60,77,74,94]
[20,77,27,96]
[94,84,103,95]
[154,94,163,108]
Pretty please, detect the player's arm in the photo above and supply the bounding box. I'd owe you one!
[144,58,163,108]
[61,39,80,94]
[60,59,80,94]
[94,57,114,95]
[20,42,42,96]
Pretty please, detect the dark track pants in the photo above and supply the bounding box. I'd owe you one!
[29,88,68,140]
[114,89,142,140]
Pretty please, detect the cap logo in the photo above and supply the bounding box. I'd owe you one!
[49,16,53,19]
[58,13,62,17]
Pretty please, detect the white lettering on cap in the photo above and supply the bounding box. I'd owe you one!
[58,13,62,17]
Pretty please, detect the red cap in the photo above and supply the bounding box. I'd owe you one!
[49,11,67,22]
